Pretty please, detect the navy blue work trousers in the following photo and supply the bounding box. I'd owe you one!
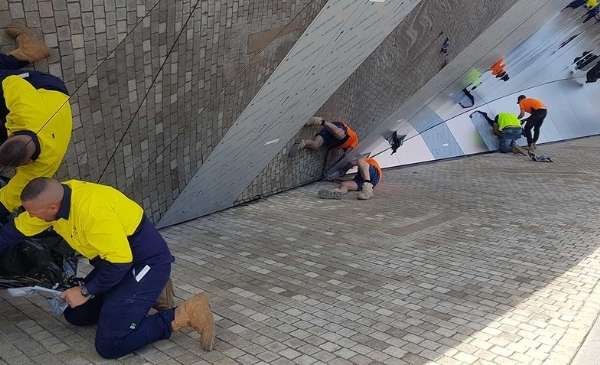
[63,222,175,359]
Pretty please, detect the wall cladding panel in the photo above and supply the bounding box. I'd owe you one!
[239,0,519,205]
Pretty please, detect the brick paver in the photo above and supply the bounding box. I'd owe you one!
[2,137,600,364]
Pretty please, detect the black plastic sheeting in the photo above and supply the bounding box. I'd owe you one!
[0,232,78,289]
[0,178,78,290]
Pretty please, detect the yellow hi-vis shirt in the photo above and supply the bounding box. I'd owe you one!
[0,76,72,211]
[587,0,599,9]
[14,180,144,264]
[496,112,521,131]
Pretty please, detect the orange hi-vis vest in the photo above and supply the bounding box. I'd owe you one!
[366,158,383,181]
[491,59,506,76]
[339,122,359,150]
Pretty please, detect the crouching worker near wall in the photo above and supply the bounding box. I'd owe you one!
[475,111,526,154]
[0,178,215,358]
[319,157,382,201]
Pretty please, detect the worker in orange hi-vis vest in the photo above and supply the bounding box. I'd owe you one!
[294,116,359,153]
[490,58,510,81]
[318,157,382,201]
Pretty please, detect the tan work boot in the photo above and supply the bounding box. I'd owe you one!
[171,294,215,351]
[357,182,374,200]
[6,23,49,63]
[153,278,175,311]
[306,117,323,127]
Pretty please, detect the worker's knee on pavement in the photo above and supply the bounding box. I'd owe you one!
[95,336,125,359]
[64,307,98,327]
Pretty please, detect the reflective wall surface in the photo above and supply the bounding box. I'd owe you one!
[366,0,600,169]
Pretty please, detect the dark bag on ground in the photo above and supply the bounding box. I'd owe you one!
[0,230,78,289]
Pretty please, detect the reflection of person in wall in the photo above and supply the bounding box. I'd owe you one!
[564,0,586,10]
[583,0,600,22]
[571,51,598,71]
[318,157,382,201]
[585,61,600,83]
[0,178,216,359]
[295,116,359,153]
[473,111,526,154]
[0,23,73,223]
[490,58,510,82]
[460,68,482,108]
[518,95,548,152]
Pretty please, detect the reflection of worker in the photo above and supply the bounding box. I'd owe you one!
[0,23,72,223]
[299,117,359,152]
[318,157,382,201]
[490,58,509,81]
[571,51,598,72]
[475,111,525,154]
[460,68,482,108]
[518,95,548,152]
[564,0,586,9]
[0,178,215,358]
[583,0,600,22]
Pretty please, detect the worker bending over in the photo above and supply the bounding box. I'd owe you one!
[0,178,215,358]
[0,23,72,222]
[517,95,548,152]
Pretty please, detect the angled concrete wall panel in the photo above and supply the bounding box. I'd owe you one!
[159,0,424,227]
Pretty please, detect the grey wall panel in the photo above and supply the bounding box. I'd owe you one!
[158,0,424,227]
[469,112,499,151]
[420,123,464,160]
[409,107,445,134]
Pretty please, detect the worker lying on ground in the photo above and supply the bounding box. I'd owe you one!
[295,116,359,153]
[319,157,382,201]
[0,178,215,359]
[473,111,527,155]
[0,23,72,223]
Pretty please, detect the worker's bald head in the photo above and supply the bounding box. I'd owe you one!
[21,177,64,222]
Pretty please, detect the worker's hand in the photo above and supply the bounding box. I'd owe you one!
[61,286,90,308]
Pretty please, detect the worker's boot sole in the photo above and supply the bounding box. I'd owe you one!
[318,189,343,200]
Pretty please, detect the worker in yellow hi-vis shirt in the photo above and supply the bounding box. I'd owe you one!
[0,23,72,222]
[0,178,215,358]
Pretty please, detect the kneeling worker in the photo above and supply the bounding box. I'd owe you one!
[474,111,526,154]
[319,157,382,200]
[0,178,215,358]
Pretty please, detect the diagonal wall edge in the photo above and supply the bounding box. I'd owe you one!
[158,0,424,227]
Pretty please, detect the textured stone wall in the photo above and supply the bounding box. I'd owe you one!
[0,0,326,222]
[239,0,520,204]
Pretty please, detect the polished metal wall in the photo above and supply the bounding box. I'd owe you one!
[365,0,600,169]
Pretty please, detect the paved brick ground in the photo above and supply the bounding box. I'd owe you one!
[3,137,600,364]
